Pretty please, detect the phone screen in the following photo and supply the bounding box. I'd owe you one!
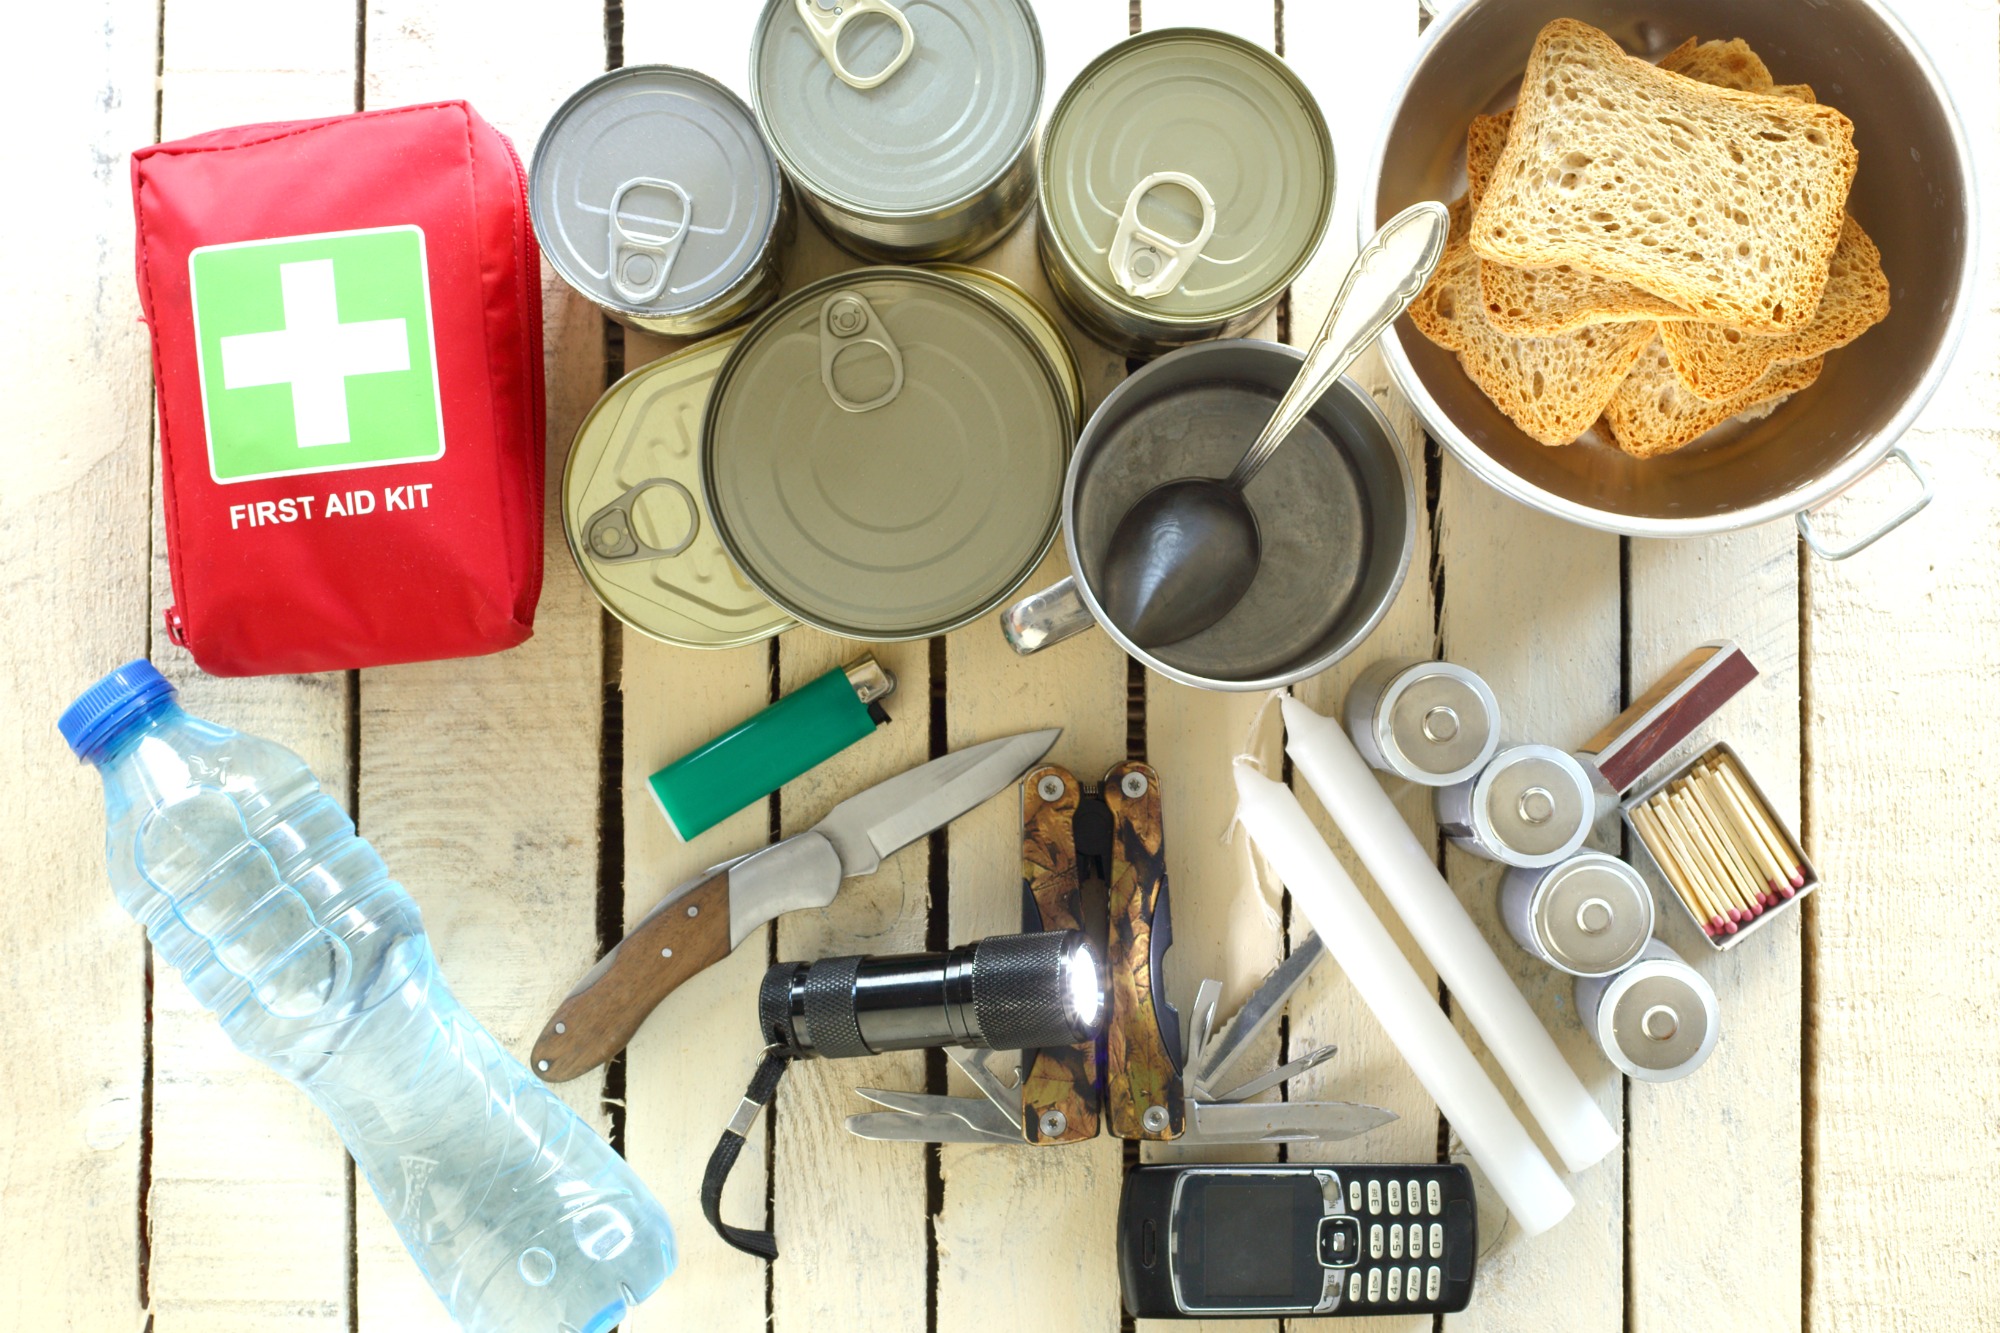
[1200,1182,1296,1296]
[1174,1172,1324,1311]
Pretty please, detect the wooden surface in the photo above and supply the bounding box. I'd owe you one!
[2,1,1996,1330]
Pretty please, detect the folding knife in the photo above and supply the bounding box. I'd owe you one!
[533,728,1060,1082]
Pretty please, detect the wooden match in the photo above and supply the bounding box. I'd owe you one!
[1668,790,1761,918]
[1715,757,1806,889]
[1649,795,1742,924]
[1633,804,1727,936]
[1680,777,1771,907]
[1696,765,1791,898]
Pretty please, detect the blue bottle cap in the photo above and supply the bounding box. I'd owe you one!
[59,660,176,762]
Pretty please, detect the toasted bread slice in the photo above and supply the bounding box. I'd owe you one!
[1410,234,1654,446]
[1656,38,1816,109]
[1660,215,1889,399]
[1470,19,1857,333]
[1604,336,1824,457]
[1658,37,1774,91]
[1469,108,1692,334]
[1470,45,1820,338]
[1465,112,1513,210]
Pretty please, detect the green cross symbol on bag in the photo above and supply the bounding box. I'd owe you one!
[188,225,446,483]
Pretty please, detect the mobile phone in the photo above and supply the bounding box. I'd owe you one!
[1117,1163,1477,1318]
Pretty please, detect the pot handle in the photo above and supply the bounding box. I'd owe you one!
[1794,446,1933,562]
[1002,576,1098,655]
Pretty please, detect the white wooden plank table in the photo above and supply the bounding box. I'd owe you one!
[2,1,1995,1330]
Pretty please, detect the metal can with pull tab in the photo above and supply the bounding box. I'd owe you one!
[562,331,796,650]
[1574,940,1720,1083]
[749,0,1044,262]
[531,66,790,338]
[703,267,1073,641]
[1344,658,1502,787]
[1038,29,1334,356]
[1499,852,1655,979]
[1436,743,1596,869]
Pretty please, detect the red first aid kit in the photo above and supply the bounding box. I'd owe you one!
[131,100,545,676]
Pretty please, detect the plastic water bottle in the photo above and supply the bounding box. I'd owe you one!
[60,662,675,1333]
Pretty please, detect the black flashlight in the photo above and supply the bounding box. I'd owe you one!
[758,928,1104,1058]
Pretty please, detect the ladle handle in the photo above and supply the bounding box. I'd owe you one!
[1224,201,1452,492]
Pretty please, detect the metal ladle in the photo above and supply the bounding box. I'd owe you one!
[1099,201,1453,649]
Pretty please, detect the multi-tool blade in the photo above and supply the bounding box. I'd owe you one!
[844,764,1397,1149]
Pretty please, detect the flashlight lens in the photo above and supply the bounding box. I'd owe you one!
[1067,938,1103,1031]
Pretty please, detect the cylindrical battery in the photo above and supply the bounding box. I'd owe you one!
[1574,940,1719,1082]
[1437,744,1595,868]
[1499,852,1655,977]
[1344,658,1501,787]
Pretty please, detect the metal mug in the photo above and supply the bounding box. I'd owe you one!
[1362,0,1976,557]
[1001,340,1415,692]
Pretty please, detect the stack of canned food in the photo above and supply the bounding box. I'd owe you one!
[539,1,1334,656]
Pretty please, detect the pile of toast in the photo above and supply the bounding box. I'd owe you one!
[1411,20,1891,457]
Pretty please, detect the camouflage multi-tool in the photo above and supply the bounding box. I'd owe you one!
[844,761,1397,1148]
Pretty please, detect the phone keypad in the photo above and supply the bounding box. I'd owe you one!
[1325,1167,1473,1315]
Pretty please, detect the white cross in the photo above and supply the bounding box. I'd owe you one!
[218,259,410,448]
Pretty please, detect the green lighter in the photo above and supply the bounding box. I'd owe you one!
[647,656,896,842]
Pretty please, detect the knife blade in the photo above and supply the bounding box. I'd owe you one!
[1184,1098,1399,1145]
[530,728,1060,1082]
[844,1112,1022,1146]
[854,1088,1022,1141]
[1185,932,1328,1099]
[1206,1043,1339,1104]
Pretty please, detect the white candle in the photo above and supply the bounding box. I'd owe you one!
[1282,695,1620,1175]
[1233,762,1575,1238]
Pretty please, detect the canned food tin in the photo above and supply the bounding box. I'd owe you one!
[750,0,1044,262]
[1038,28,1334,356]
[704,268,1072,641]
[1499,852,1655,978]
[1574,940,1720,1083]
[1437,743,1595,869]
[563,333,795,649]
[532,66,789,338]
[1344,658,1502,787]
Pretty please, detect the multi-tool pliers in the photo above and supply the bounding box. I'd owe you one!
[845,761,1396,1148]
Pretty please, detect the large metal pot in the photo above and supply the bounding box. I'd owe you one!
[1362,0,1976,556]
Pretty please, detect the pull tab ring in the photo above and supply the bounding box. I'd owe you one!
[793,0,916,91]
[819,291,905,414]
[608,177,692,306]
[582,478,700,565]
[1108,171,1217,300]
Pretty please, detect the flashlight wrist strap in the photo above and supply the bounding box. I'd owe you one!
[703,1048,793,1261]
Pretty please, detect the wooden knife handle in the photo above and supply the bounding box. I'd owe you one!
[531,870,735,1083]
[1103,761,1183,1141]
[1019,766,1100,1146]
